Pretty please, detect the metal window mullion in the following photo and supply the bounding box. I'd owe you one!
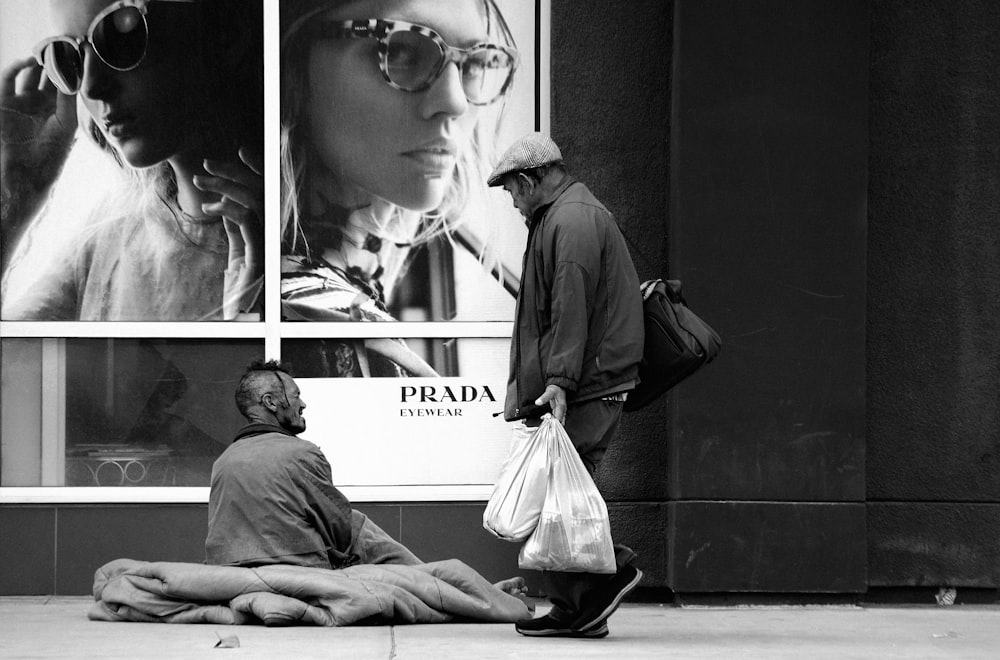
[0,321,266,339]
[263,0,281,361]
[40,338,66,486]
[538,0,551,134]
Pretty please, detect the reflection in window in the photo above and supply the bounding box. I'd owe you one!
[390,237,457,322]
[283,337,458,378]
[1,338,263,487]
[283,337,512,381]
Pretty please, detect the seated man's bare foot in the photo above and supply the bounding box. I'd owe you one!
[494,577,534,613]
[494,577,526,595]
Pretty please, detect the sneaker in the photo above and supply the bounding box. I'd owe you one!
[515,613,575,637]
[572,565,643,632]
[577,621,609,638]
[514,614,610,638]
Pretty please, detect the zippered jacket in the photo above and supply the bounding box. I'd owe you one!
[505,177,644,421]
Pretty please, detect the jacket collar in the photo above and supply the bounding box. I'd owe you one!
[233,422,296,443]
[528,175,576,227]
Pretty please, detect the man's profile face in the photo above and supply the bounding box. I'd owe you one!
[273,373,307,434]
[501,174,532,219]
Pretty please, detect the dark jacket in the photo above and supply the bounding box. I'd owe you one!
[205,423,355,569]
[505,176,644,421]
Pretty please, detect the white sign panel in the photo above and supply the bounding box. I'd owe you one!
[299,375,513,487]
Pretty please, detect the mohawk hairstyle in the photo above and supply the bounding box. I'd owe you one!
[235,359,294,419]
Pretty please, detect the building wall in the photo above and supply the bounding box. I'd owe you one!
[661,0,870,592]
[866,0,1000,588]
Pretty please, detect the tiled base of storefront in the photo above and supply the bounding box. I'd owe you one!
[0,502,546,596]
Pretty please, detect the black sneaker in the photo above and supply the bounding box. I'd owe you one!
[577,621,609,638]
[515,613,575,637]
[572,565,643,632]
[514,614,610,638]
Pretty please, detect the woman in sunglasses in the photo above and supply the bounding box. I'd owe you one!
[0,0,263,320]
[279,0,519,376]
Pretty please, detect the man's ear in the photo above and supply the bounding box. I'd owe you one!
[517,173,533,195]
[260,392,277,413]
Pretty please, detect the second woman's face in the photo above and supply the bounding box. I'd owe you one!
[307,0,489,212]
[49,0,211,169]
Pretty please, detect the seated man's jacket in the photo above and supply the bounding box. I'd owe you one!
[206,423,354,569]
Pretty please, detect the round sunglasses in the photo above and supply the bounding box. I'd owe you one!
[315,19,519,106]
[32,0,195,96]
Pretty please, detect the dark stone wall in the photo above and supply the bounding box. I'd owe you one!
[867,0,1000,587]
[668,0,869,503]
[868,0,1000,502]
[664,0,869,592]
[549,1,674,506]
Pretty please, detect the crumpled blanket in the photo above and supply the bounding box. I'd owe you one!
[90,558,530,626]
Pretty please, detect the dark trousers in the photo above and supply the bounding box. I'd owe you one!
[530,397,633,620]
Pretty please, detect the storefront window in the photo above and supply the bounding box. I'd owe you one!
[1,339,262,487]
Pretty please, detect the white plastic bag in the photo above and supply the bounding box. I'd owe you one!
[518,417,616,574]
[482,419,551,541]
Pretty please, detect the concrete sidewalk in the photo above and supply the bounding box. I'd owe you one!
[1,597,997,659]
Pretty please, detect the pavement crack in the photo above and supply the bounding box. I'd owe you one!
[387,625,397,659]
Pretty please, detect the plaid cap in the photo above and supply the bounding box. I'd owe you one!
[486,132,563,186]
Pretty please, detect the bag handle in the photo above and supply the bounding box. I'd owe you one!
[639,279,661,301]
[639,278,688,306]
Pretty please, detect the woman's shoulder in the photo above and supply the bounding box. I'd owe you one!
[0,208,131,320]
[281,256,396,322]
[58,192,157,258]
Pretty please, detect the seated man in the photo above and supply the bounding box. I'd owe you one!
[206,359,422,568]
[206,360,528,602]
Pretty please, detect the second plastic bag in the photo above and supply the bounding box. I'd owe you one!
[518,416,616,574]
[482,419,552,541]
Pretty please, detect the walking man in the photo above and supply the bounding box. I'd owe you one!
[487,133,645,637]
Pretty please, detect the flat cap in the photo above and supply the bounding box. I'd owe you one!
[487,132,563,186]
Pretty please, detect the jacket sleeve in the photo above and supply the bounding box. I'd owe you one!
[298,446,355,565]
[543,205,603,391]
